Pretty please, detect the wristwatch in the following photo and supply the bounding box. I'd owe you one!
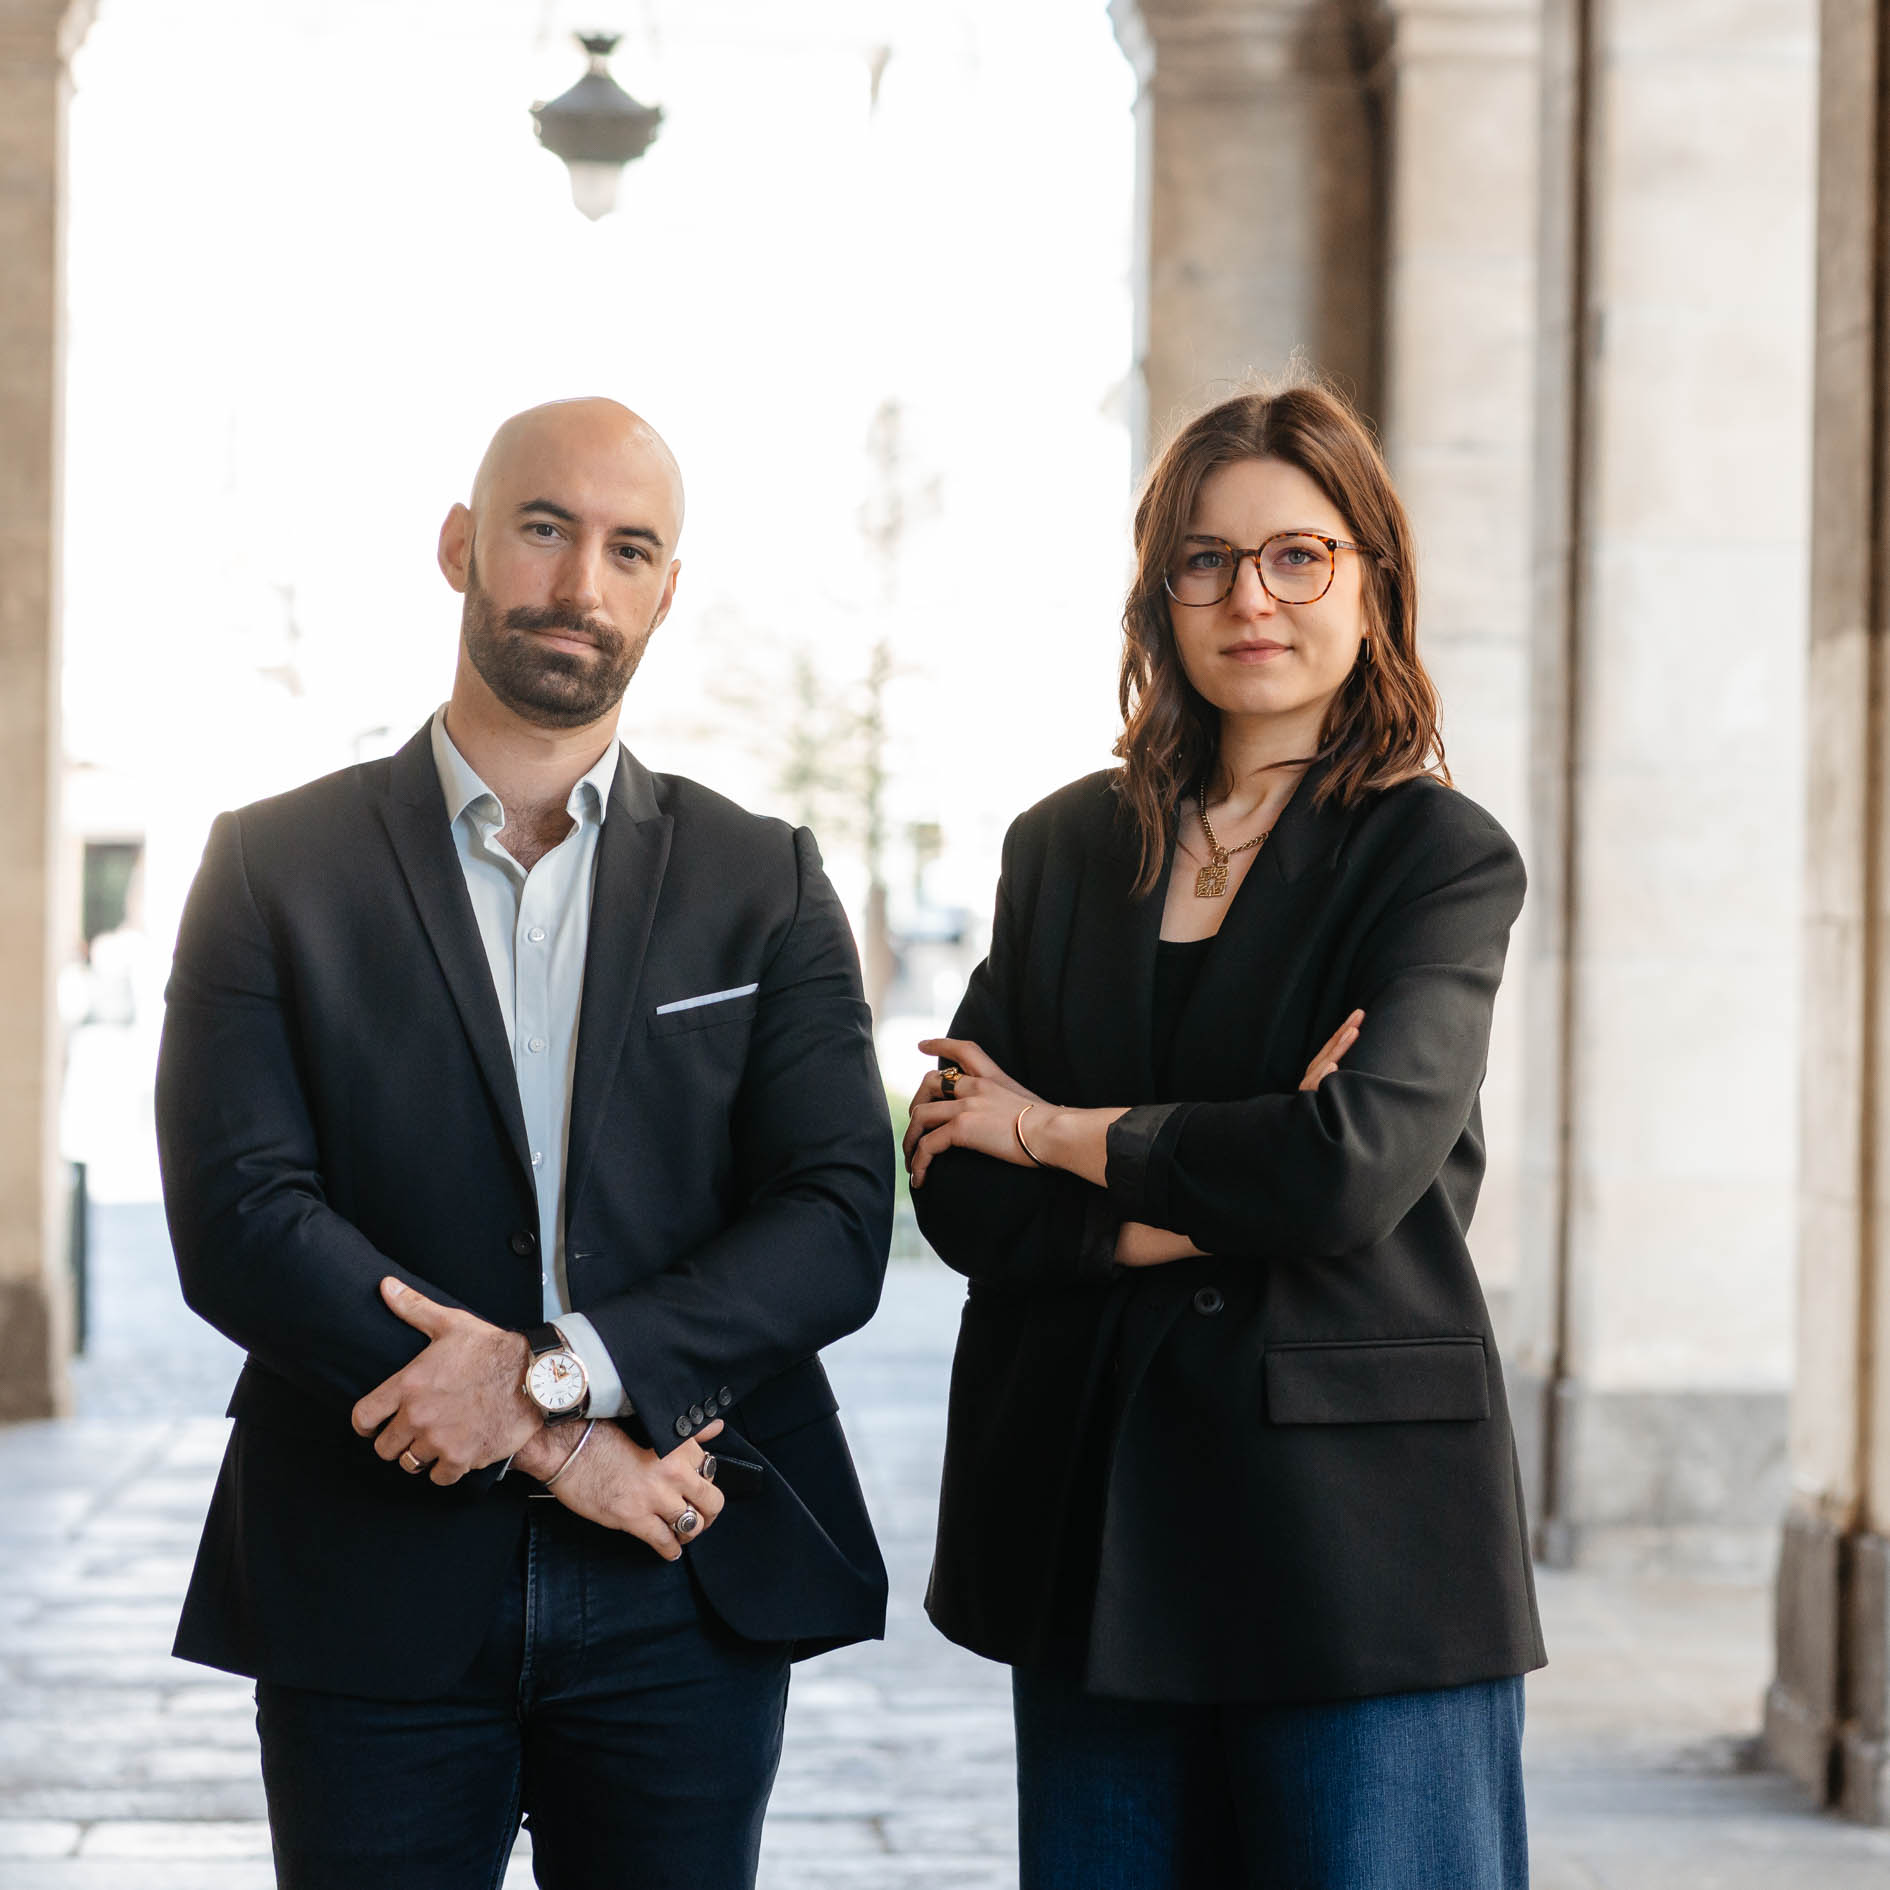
[521,1323,590,1423]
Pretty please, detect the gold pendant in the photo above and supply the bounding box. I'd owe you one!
[1194,851,1229,899]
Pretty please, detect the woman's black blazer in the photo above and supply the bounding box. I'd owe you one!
[913,764,1546,1705]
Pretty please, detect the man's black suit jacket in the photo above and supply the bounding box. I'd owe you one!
[156,723,894,1700]
[914,766,1546,1704]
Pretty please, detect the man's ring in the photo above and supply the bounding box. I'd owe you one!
[940,1063,961,1099]
[672,1506,701,1539]
[699,1454,718,1484]
[399,1449,424,1474]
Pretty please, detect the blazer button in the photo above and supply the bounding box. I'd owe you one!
[674,1415,693,1439]
[509,1231,537,1258]
[689,1404,706,1427]
[1193,1286,1225,1316]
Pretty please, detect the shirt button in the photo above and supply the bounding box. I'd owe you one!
[527,1036,546,1054]
[528,926,547,943]
[531,1150,544,1168]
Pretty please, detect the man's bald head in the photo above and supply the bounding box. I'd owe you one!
[439,398,686,734]
[467,397,685,546]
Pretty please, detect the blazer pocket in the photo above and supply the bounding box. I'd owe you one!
[648,989,760,1038]
[1264,1337,1490,1425]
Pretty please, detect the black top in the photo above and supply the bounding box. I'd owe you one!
[1151,936,1215,1097]
[914,764,1544,1705]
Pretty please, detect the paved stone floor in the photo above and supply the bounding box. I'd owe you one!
[2,1204,1887,1887]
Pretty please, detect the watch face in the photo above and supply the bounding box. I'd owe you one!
[528,1351,587,1413]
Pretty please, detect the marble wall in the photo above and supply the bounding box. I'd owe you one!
[0,0,91,1420]
[1109,0,1384,462]
[1519,0,1817,1574]
[1765,0,1890,1824]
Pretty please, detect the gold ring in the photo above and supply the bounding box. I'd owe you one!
[939,1064,961,1099]
[399,1449,423,1474]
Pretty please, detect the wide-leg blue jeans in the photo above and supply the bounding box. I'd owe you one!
[1013,1667,1528,1890]
[256,1502,791,1890]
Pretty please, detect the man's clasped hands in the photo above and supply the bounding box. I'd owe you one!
[348,1277,721,1563]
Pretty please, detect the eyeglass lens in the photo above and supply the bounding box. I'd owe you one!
[1168,535,1335,606]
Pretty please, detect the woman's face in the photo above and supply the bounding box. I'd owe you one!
[1165,455,1368,735]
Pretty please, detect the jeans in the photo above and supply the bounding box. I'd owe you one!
[1013,1667,1528,1890]
[256,1502,791,1890]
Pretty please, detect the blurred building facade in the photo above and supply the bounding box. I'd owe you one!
[3,0,1886,1824]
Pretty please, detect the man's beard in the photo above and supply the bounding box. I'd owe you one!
[461,565,649,730]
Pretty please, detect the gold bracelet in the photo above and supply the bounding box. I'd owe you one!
[1015,1104,1046,1167]
[541,1418,597,1489]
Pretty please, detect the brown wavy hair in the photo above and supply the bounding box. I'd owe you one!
[1113,381,1448,895]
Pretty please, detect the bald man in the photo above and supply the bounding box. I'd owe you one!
[156,399,894,1889]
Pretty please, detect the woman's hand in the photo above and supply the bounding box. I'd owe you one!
[1300,1009,1364,1090]
[903,1037,1045,1188]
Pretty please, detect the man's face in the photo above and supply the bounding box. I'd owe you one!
[460,546,651,730]
[442,411,683,732]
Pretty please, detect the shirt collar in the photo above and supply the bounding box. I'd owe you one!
[429,708,620,830]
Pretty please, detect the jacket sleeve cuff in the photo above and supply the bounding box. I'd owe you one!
[558,1311,631,1420]
[1104,1102,1195,1228]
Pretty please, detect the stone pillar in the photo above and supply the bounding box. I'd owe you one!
[1109,0,1386,465]
[1521,0,1817,1568]
[1379,0,1540,1349]
[0,0,92,1420]
[1765,0,1890,1826]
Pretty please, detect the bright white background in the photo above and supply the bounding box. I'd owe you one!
[60,0,1137,1188]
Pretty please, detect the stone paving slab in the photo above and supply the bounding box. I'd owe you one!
[2,1208,1887,1885]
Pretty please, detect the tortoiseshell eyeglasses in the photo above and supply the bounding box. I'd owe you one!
[1164,531,1367,608]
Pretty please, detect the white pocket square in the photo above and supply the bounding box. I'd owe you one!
[654,983,759,1016]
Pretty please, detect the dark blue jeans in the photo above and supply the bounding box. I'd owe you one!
[256,1502,791,1890]
[1013,1667,1528,1890]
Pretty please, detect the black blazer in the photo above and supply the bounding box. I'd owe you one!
[156,723,894,1700]
[914,765,1545,1705]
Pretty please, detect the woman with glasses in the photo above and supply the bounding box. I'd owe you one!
[904,382,1540,1890]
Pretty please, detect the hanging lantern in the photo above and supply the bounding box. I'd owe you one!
[531,32,664,220]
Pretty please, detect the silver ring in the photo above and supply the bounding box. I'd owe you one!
[699,1454,718,1484]
[672,1506,700,1539]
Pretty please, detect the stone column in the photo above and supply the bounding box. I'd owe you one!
[1521,0,1818,1567]
[0,0,93,1420]
[1766,0,1890,1826]
[1109,0,1386,465]
[1379,0,1540,1348]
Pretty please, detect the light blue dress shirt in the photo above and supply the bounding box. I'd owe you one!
[430,710,629,1418]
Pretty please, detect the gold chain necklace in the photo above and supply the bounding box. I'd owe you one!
[1193,781,1270,899]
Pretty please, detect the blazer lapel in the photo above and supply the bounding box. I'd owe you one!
[1055,806,1166,1107]
[379,725,534,1181]
[563,749,672,1215]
